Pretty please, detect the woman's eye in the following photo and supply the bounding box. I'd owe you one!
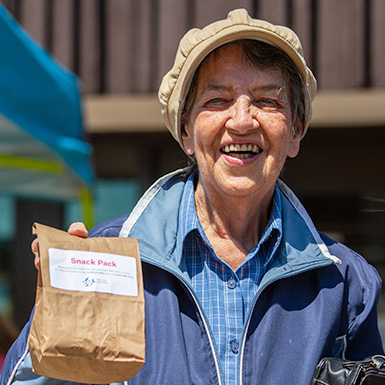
[260,98,275,105]
[204,98,230,108]
[207,98,225,104]
[255,98,282,109]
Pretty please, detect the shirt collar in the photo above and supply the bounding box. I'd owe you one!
[177,172,283,268]
[177,173,200,250]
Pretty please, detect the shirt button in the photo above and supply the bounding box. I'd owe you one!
[227,277,236,289]
[230,340,239,354]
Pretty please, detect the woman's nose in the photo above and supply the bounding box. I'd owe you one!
[226,97,258,133]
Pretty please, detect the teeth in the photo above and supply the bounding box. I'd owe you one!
[222,144,260,155]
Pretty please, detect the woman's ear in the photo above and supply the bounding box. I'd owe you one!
[181,123,195,155]
[287,123,303,159]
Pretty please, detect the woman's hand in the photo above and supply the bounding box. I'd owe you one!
[32,222,89,269]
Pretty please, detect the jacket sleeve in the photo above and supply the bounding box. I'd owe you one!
[0,311,32,385]
[344,248,384,360]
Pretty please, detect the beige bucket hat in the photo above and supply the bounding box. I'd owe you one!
[158,8,317,147]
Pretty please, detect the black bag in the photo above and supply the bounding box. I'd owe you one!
[311,355,385,385]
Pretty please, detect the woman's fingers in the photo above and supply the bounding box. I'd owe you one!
[32,238,40,270]
[32,222,89,270]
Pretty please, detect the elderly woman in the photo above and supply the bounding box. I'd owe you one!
[2,9,383,385]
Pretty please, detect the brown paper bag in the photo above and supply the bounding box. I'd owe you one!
[28,223,145,384]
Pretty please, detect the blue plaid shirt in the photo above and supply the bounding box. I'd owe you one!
[177,173,283,385]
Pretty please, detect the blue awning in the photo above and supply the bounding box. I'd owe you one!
[0,4,94,202]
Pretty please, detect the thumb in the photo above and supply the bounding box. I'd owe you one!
[68,222,88,238]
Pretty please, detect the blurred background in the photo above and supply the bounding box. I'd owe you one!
[0,0,384,347]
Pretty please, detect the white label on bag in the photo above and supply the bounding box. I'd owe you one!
[48,248,138,296]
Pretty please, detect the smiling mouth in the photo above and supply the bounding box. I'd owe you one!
[220,144,261,159]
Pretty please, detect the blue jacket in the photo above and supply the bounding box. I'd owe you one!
[1,170,383,385]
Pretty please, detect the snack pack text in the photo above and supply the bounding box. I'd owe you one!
[71,258,117,267]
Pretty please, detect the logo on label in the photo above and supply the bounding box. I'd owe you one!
[83,277,95,287]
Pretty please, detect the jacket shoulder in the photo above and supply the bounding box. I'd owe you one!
[88,214,130,238]
[321,232,381,286]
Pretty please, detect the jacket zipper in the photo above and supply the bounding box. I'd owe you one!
[143,259,224,385]
[238,276,278,385]
[179,275,224,385]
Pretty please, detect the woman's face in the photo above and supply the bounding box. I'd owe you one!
[182,43,301,202]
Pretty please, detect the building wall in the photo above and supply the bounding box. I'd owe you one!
[3,0,385,93]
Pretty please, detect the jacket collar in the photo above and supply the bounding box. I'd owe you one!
[119,169,340,281]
